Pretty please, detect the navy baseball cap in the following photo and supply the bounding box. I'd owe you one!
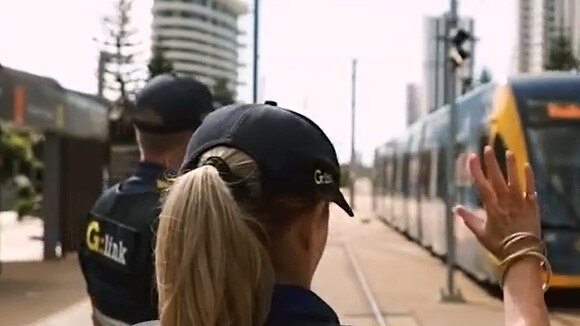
[180,102,354,217]
[132,74,214,133]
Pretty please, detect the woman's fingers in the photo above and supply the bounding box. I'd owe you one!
[484,146,510,196]
[468,153,497,204]
[455,205,485,240]
[506,151,523,201]
[523,163,541,235]
[464,148,542,257]
[524,163,537,196]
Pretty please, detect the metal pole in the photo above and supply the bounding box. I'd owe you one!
[252,0,260,103]
[434,18,441,112]
[441,0,464,303]
[350,59,357,210]
[97,51,111,189]
[98,51,107,100]
[0,123,3,275]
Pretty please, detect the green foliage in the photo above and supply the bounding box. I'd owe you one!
[99,0,141,100]
[0,126,41,183]
[13,175,41,218]
[212,78,235,106]
[148,46,174,80]
[544,32,579,71]
[0,126,42,214]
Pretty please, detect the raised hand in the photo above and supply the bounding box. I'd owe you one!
[454,146,542,260]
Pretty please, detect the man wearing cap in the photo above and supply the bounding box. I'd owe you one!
[78,74,214,326]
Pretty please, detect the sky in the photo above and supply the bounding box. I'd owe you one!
[0,0,516,164]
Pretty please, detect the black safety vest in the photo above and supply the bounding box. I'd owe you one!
[79,162,169,325]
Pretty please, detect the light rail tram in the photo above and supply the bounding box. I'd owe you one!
[372,74,580,288]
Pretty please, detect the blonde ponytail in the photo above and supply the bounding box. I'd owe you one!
[155,147,274,326]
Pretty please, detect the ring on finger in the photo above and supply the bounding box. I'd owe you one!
[523,191,538,200]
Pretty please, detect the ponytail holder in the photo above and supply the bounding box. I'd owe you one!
[203,156,235,182]
[203,156,251,201]
[203,156,245,190]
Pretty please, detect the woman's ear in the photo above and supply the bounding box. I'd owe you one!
[293,202,325,252]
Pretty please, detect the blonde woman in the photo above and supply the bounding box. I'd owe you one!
[152,102,352,326]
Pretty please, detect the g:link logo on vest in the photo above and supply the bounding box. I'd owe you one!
[86,221,128,266]
[314,169,334,185]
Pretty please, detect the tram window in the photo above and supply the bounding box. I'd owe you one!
[417,152,424,196]
[455,143,466,185]
[408,155,416,196]
[383,158,393,194]
[391,156,398,193]
[412,154,421,197]
[436,148,447,199]
[420,151,432,198]
[395,155,403,195]
[455,144,467,203]
[429,149,438,198]
[382,159,388,194]
[401,153,410,196]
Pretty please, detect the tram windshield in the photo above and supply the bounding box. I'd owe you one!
[527,125,580,228]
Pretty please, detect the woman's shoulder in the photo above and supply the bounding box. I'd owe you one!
[266,284,341,325]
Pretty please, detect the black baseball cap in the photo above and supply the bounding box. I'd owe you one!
[180,102,354,217]
[132,74,214,133]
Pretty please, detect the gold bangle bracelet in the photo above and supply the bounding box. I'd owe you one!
[499,232,546,262]
[502,236,547,257]
[501,232,544,252]
[498,248,552,292]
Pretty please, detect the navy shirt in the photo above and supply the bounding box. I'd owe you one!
[132,284,341,326]
[79,161,169,325]
[265,284,340,325]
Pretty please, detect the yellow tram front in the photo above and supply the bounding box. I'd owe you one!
[489,74,580,288]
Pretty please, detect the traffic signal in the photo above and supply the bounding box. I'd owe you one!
[449,28,473,67]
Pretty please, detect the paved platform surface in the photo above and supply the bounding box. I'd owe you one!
[0,254,89,326]
[2,180,580,325]
[0,212,44,262]
[314,181,580,326]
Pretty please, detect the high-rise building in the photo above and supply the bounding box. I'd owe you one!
[516,0,580,73]
[405,83,421,126]
[151,0,248,91]
[516,0,533,73]
[547,0,580,64]
[423,14,475,113]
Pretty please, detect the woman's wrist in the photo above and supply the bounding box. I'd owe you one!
[503,256,550,326]
[504,256,545,294]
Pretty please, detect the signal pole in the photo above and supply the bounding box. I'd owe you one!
[350,59,357,210]
[441,0,465,303]
[252,0,260,103]
[98,51,111,190]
